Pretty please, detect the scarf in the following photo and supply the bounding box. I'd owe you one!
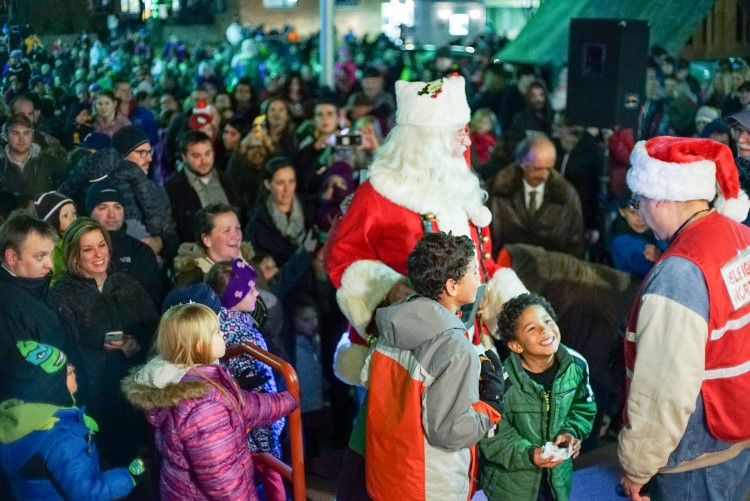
[266,194,306,245]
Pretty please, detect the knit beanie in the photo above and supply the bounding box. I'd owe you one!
[112,125,149,157]
[85,177,125,213]
[33,191,74,231]
[221,258,257,309]
[162,283,223,314]
[9,340,73,407]
[81,132,112,151]
[695,105,720,125]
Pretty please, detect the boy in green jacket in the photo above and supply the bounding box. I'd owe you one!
[479,293,596,501]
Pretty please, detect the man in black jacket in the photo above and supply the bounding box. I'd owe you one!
[86,179,163,308]
[0,210,68,400]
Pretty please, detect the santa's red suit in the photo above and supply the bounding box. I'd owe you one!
[326,171,524,385]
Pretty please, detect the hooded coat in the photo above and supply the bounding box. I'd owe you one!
[122,356,297,500]
[363,296,500,500]
[0,402,134,500]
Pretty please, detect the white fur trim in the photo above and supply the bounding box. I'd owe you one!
[336,260,404,337]
[369,169,488,229]
[333,331,370,386]
[395,77,470,126]
[627,141,716,201]
[715,189,750,222]
[482,268,529,339]
[469,205,492,228]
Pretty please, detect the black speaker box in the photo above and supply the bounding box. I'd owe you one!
[567,18,650,129]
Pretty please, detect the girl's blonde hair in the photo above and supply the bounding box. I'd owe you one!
[155,303,220,366]
[155,303,242,407]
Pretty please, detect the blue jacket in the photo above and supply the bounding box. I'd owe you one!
[0,401,134,500]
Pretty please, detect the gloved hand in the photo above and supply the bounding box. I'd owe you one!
[236,369,272,391]
[129,458,145,485]
[479,349,505,414]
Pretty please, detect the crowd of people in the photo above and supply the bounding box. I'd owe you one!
[0,16,750,501]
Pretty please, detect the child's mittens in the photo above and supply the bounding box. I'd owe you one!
[478,350,505,414]
[129,458,146,485]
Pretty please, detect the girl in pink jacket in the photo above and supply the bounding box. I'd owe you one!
[123,303,297,500]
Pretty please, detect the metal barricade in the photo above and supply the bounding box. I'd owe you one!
[224,342,306,501]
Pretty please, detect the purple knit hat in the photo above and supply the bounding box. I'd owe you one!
[221,258,257,309]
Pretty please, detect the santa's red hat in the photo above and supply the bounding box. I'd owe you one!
[627,136,750,222]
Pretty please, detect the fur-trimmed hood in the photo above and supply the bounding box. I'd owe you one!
[490,164,574,206]
[121,356,214,413]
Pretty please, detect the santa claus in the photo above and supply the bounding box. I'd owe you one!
[326,75,525,386]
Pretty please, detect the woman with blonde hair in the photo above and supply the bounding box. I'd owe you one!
[123,303,297,500]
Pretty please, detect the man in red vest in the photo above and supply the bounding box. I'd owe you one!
[619,137,750,500]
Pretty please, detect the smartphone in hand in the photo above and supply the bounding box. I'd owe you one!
[104,331,124,344]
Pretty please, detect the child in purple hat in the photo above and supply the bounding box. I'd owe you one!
[204,258,287,501]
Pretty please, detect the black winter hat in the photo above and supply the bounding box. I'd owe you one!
[85,176,124,213]
[33,191,75,231]
[112,125,149,157]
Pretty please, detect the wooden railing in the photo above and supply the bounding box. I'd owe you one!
[223,342,305,501]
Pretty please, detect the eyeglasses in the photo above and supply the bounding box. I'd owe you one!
[628,193,640,211]
[132,148,153,158]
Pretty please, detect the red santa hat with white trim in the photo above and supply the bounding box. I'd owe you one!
[627,136,750,222]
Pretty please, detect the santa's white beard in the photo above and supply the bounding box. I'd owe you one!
[368,125,491,229]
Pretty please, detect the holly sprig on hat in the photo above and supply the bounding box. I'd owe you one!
[417,79,444,99]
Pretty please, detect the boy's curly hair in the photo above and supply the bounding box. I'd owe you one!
[407,231,475,301]
[496,293,557,346]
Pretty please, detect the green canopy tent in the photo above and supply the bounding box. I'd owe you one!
[496,0,717,67]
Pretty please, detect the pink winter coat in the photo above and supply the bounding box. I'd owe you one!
[122,356,297,500]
